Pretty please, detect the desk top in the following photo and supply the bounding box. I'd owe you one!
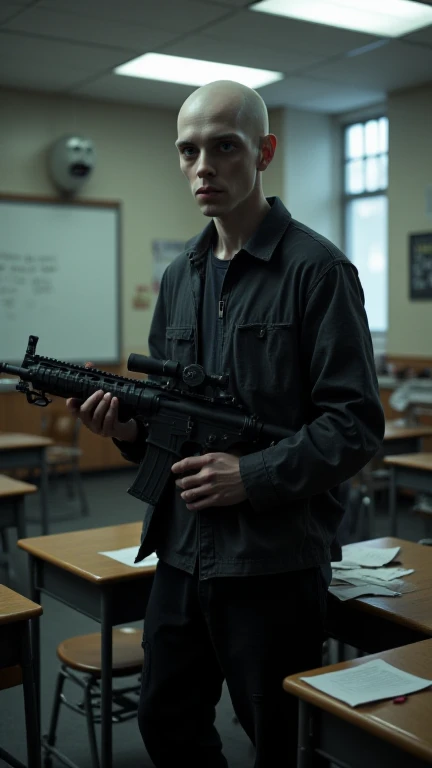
[0,584,42,626]
[384,422,432,441]
[17,522,155,584]
[0,432,53,451]
[335,537,432,636]
[383,453,432,472]
[0,474,37,498]
[283,638,432,764]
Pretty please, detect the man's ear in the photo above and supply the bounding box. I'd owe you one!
[257,134,277,170]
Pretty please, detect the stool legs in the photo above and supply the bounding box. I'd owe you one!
[44,669,67,762]
[84,678,100,768]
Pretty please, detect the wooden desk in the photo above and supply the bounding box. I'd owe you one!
[283,638,432,768]
[0,584,43,768]
[384,453,432,536]
[327,537,432,654]
[0,433,53,535]
[0,474,37,584]
[18,522,155,768]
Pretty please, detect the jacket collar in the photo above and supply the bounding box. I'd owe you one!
[186,197,292,264]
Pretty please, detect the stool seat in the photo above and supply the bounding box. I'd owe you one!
[57,628,143,677]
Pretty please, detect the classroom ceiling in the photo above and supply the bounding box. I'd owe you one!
[1,0,432,114]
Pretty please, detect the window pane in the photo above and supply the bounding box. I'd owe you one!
[345,159,364,194]
[365,120,379,156]
[345,195,388,332]
[345,123,364,159]
[378,154,388,189]
[365,156,379,191]
[378,117,389,153]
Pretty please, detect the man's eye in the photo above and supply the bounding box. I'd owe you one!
[181,147,196,157]
[220,142,235,152]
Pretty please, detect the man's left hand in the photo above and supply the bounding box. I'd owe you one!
[172,452,247,511]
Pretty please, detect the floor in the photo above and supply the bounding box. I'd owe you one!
[0,467,429,768]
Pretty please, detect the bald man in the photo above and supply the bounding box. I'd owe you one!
[69,80,384,766]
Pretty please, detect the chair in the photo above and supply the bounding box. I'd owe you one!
[41,412,89,517]
[43,627,144,768]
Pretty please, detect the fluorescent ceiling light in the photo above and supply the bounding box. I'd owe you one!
[250,0,432,37]
[114,53,283,89]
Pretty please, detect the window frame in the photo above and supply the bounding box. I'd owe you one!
[341,114,389,337]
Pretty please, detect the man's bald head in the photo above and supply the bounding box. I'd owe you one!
[178,80,269,146]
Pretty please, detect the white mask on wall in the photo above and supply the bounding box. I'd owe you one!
[48,135,95,195]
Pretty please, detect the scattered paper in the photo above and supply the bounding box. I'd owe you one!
[332,575,416,594]
[329,584,401,601]
[99,546,158,569]
[333,545,400,568]
[300,659,432,707]
[332,567,413,582]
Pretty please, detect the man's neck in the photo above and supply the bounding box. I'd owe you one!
[212,195,271,261]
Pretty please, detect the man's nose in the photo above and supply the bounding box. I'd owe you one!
[196,152,216,178]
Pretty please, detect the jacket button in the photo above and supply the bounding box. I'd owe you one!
[258,328,266,338]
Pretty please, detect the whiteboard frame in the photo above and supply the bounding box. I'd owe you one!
[0,193,122,365]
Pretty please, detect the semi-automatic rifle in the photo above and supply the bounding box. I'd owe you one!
[0,335,290,504]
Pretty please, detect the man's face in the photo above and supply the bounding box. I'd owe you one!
[176,106,260,218]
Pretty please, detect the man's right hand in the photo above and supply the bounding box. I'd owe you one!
[66,362,138,443]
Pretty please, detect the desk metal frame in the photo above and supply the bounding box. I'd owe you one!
[28,556,154,768]
[0,447,49,535]
[389,464,432,536]
[0,617,41,768]
[297,699,431,768]
[0,496,26,585]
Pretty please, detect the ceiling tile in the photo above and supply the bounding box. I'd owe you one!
[403,23,432,48]
[0,3,29,23]
[0,31,136,76]
[38,0,233,32]
[3,8,178,51]
[307,40,432,92]
[258,76,384,112]
[202,10,381,57]
[162,33,324,73]
[73,72,195,109]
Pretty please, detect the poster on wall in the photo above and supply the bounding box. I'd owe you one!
[152,240,185,294]
[409,232,432,300]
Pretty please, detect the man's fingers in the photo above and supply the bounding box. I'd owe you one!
[91,392,113,431]
[172,454,211,474]
[100,397,118,436]
[66,397,81,412]
[181,483,214,503]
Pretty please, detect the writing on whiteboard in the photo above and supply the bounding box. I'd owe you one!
[0,252,59,313]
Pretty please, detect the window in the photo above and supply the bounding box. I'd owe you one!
[343,117,388,334]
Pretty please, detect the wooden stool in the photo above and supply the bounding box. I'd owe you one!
[43,628,144,768]
[0,584,42,768]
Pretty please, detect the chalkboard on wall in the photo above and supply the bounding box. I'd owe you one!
[0,195,121,364]
[409,232,432,300]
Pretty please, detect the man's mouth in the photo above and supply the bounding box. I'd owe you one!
[196,187,223,197]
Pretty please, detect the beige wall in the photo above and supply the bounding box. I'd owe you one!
[387,82,432,357]
[0,88,284,361]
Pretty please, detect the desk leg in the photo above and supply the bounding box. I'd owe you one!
[29,555,41,738]
[389,466,398,537]
[16,497,27,540]
[39,448,49,536]
[297,700,313,768]
[21,620,42,768]
[100,591,113,768]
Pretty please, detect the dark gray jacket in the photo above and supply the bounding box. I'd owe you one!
[115,198,384,577]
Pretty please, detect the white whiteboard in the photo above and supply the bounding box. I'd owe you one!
[0,198,120,364]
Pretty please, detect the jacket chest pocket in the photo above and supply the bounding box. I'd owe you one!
[165,326,196,365]
[234,322,295,394]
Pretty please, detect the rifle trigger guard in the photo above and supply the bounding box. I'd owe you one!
[26,389,52,407]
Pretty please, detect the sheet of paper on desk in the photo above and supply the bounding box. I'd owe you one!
[329,584,401,600]
[334,545,401,568]
[331,575,416,594]
[332,566,414,582]
[300,659,432,707]
[99,547,158,568]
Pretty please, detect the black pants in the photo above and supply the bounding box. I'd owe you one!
[138,561,327,768]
